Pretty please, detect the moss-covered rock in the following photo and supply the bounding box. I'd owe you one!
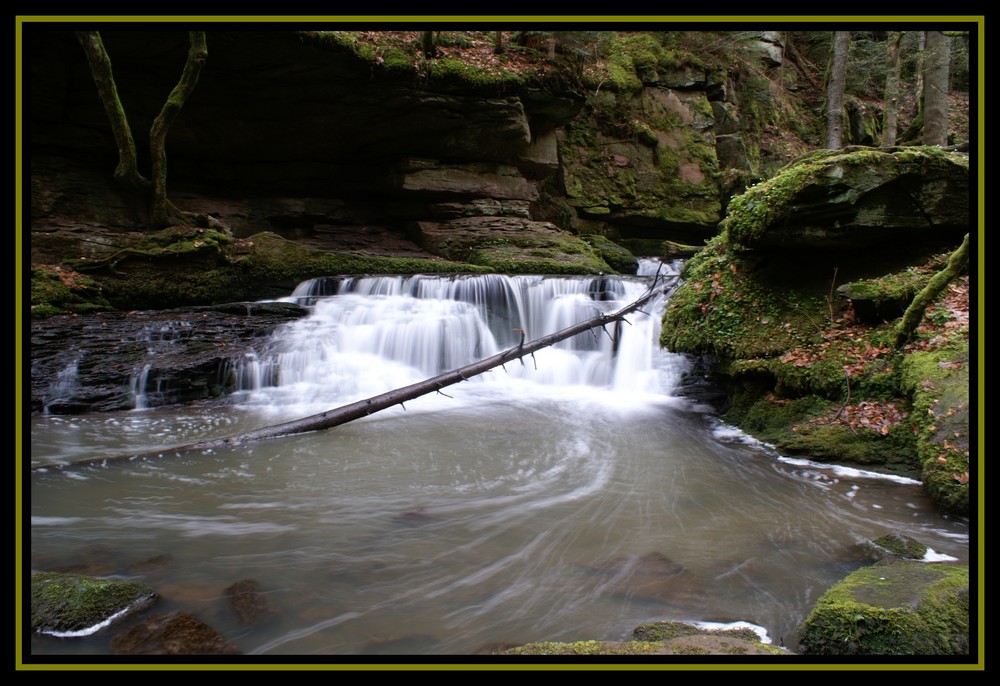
[31,571,156,636]
[660,144,971,510]
[660,234,827,359]
[493,620,792,656]
[900,333,971,516]
[581,234,639,273]
[31,265,113,317]
[724,147,969,250]
[798,560,969,655]
[870,532,929,560]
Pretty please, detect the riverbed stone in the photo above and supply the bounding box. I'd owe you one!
[109,611,241,655]
[797,560,969,655]
[225,578,281,628]
[31,571,157,636]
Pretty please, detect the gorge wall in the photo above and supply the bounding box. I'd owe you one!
[29,30,795,269]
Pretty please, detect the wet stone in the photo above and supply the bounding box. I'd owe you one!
[225,578,281,628]
[110,611,241,655]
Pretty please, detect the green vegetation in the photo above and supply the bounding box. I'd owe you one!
[798,561,969,655]
[31,265,112,317]
[31,571,156,634]
[900,334,971,515]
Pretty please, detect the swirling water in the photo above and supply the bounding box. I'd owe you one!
[27,264,969,659]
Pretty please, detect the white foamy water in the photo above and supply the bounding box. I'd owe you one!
[28,265,970,659]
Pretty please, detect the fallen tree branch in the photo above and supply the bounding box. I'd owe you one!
[34,274,666,474]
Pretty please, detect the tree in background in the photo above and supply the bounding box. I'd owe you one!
[825,31,851,149]
[922,30,952,146]
[880,31,904,147]
[77,31,208,229]
[75,32,148,193]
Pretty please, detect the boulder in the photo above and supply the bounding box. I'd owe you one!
[797,560,969,655]
[110,611,241,655]
[31,571,156,637]
[724,147,969,250]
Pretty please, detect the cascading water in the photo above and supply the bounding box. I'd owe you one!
[228,263,691,419]
[29,259,969,658]
[129,320,193,409]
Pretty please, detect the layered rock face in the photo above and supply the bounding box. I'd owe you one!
[28,30,767,266]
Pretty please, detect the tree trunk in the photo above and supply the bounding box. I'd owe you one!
[421,30,436,58]
[881,31,904,147]
[33,277,667,473]
[893,234,969,348]
[922,30,952,147]
[900,31,927,143]
[825,31,851,149]
[149,31,208,229]
[75,31,150,193]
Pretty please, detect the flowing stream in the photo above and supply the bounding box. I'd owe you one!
[28,260,970,658]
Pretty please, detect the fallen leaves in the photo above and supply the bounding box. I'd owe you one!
[817,400,909,435]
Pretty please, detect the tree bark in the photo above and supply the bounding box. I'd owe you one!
[922,30,952,147]
[825,31,851,149]
[900,31,927,143]
[881,31,904,147]
[33,277,667,473]
[75,31,150,193]
[149,31,208,229]
[893,234,969,348]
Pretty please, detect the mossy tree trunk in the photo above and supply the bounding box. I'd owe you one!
[880,31,904,147]
[149,31,208,229]
[77,31,207,229]
[75,31,150,193]
[893,234,969,348]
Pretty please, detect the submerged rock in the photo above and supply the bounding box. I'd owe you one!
[224,578,281,628]
[110,611,241,655]
[869,532,930,560]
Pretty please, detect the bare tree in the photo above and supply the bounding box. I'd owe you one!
[825,31,851,149]
[922,30,952,146]
[880,31,904,147]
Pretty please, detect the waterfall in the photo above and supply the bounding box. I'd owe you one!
[128,320,193,410]
[42,356,80,414]
[231,262,690,415]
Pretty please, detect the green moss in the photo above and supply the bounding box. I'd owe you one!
[899,334,971,516]
[871,533,929,560]
[82,232,496,310]
[299,31,377,62]
[798,561,969,655]
[466,235,612,275]
[31,571,156,634]
[839,261,941,308]
[723,147,965,250]
[497,639,664,656]
[581,235,638,273]
[581,33,704,94]
[382,46,415,72]
[424,56,528,89]
[31,265,113,318]
[661,235,825,358]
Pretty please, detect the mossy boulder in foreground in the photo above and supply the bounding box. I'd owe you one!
[31,571,157,636]
[797,560,969,655]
